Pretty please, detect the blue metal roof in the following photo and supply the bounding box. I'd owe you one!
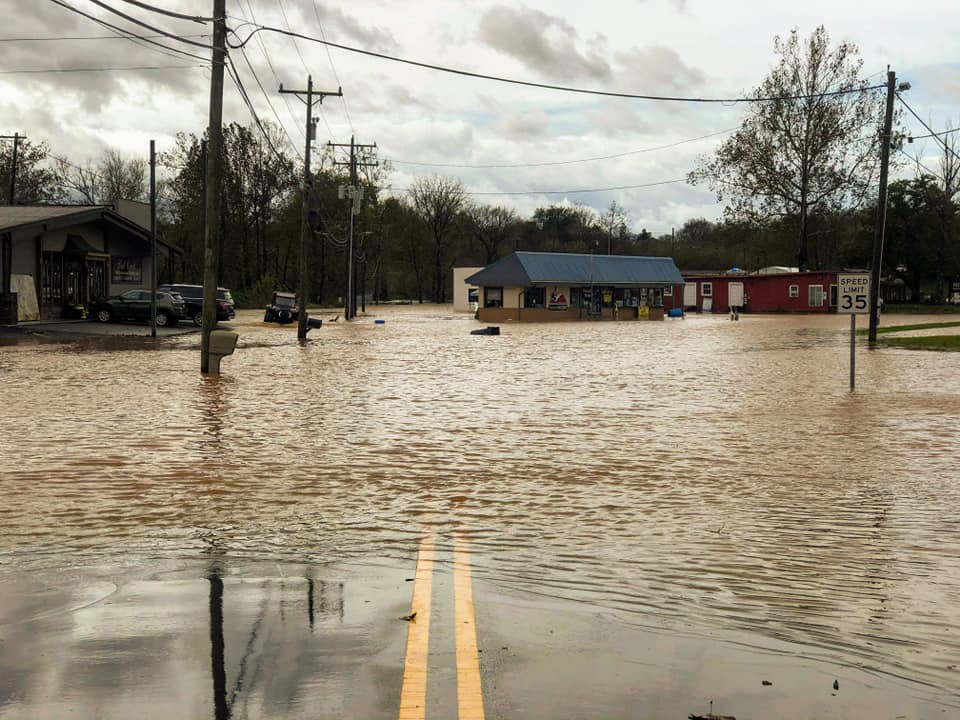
[464,251,682,287]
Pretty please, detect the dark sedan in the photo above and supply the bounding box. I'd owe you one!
[91,289,186,327]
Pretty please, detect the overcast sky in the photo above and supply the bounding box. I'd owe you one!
[1,0,957,234]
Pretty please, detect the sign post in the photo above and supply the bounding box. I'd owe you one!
[838,273,871,390]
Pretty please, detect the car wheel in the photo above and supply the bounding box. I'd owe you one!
[96,308,111,323]
[192,311,203,327]
[156,311,170,327]
[264,310,274,322]
[278,309,291,323]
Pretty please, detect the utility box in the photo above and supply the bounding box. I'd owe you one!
[207,330,238,374]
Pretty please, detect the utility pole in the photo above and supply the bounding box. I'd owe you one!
[2,133,23,205]
[280,78,342,339]
[331,136,376,320]
[868,69,899,344]
[149,140,157,337]
[201,0,227,373]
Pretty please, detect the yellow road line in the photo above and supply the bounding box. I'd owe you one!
[398,534,434,720]
[454,533,485,720]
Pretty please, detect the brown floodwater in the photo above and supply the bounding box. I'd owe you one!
[2,306,959,702]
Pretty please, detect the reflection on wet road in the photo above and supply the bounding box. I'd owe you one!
[2,306,960,717]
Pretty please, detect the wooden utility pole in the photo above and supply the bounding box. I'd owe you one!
[330,137,376,319]
[201,0,227,372]
[149,139,157,337]
[280,78,342,339]
[2,133,23,205]
[868,69,898,344]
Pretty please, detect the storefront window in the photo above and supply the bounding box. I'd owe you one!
[523,287,546,308]
[484,287,503,308]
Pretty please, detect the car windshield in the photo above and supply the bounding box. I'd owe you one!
[275,295,295,307]
[217,290,233,302]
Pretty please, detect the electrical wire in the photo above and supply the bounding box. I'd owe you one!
[46,0,216,65]
[0,64,203,74]
[897,93,960,163]
[229,24,886,104]
[390,178,687,196]
[908,126,960,142]
[225,55,290,167]
[233,44,304,161]
[385,127,738,169]
[236,0,307,148]
[0,33,209,41]
[310,0,355,135]
[275,0,338,144]
[896,147,942,181]
[85,0,212,48]
[116,0,212,24]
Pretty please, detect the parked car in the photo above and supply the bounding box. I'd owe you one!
[91,289,186,327]
[264,291,299,323]
[158,283,236,326]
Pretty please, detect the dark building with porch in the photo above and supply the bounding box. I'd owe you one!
[0,204,177,323]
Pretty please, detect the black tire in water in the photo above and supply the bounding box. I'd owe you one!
[96,308,111,323]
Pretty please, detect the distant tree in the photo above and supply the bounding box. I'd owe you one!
[689,26,888,270]
[599,200,629,254]
[462,203,518,263]
[0,138,64,204]
[56,149,147,204]
[409,175,466,302]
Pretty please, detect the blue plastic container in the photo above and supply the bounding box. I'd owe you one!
[374,319,386,324]
[667,308,684,318]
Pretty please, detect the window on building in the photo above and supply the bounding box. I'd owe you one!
[789,284,799,298]
[701,282,713,297]
[484,287,503,308]
[663,285,673,296]
[808,284,824,307]
[829,284,838,306]
[523,287,545,308]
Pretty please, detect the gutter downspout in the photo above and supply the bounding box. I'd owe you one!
[518,288,524,322]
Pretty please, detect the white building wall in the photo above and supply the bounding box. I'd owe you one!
[453,266,483,312]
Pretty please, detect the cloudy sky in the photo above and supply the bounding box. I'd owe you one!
[2,0,958,234]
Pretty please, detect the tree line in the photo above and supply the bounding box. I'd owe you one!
[2,26,957,305]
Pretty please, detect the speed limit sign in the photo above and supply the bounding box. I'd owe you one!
[838,273,871,314]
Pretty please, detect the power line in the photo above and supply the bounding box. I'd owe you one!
[0,64,203,74]
[236,0,307,148]
[908,126,960,142]
[275,0,339,144]
[386,127,738,169]
[115,0,212,24]
[390,178,687,196]
[310,0,355,135]
[225,54,290,167]
[896,147,942,181]
[85,0,212,48]
[229,24,886,104]
[0,33,209,41]
[46,0,216,64]
[233,43,304,161]
[897,93,960,163]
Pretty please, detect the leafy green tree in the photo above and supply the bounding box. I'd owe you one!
[689,26,888,270]
[0,138,64,204]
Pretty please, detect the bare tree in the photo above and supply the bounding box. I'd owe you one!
[408,175,466,303]
[462,203,518,263]
[689,26,887,270]
[57,149,147,204]
[599,200,629,254]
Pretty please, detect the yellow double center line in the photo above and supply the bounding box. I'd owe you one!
[398,533,485,720]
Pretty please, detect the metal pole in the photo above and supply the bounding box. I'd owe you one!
[868,69,897,344]
[8,133,19,205]
[346,135,355,320]
[201,0,227,372]
[149,139,157,337]
[850,313,856,391]
[297,76,313,340]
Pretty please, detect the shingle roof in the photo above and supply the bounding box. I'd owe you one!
[0,205,105,232]
[465,251,683,287]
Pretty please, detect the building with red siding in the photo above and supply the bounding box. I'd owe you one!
[682,270,841,314]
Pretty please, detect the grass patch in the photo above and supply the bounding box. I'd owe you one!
[858,320,960,335]
[880,335,960,351]
[884,304,960,314]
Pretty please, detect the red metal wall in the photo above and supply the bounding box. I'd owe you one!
[683,272,838,313]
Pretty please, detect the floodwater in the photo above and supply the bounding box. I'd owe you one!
[2,306,959,717]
